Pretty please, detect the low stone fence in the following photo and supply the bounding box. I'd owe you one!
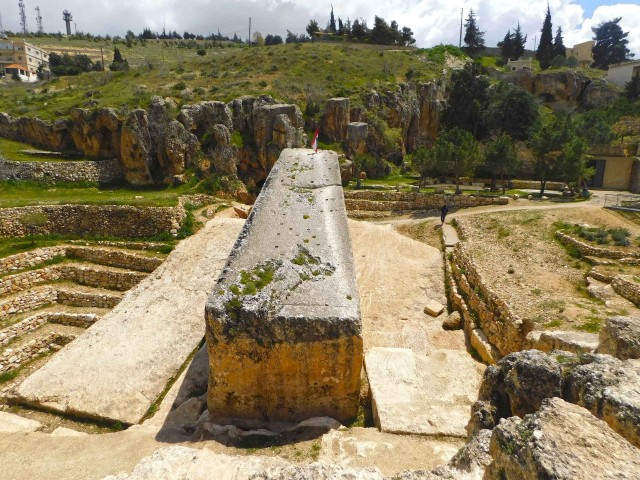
[0,287,122,319]
[510,179,565,190]
[0,158,123,183]
[0,333,76,373]
[65,246,162,272]
[556,232,640,260]
[0,205,185,239]
[0,312,98,347]
[0,263,147,296]
[612,276,640,307]
[343,191,508,212]
[0,247,66,276]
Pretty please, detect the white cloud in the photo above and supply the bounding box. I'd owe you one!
[1,0,637,57]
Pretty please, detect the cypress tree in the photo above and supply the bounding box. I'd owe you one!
[536,5,554,69]
[463,9,485,54]
[553,26,566,57]
[328,6,336,33]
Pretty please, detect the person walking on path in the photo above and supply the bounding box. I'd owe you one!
[440,203,449,225]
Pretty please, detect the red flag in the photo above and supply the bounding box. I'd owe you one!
[311,128,319,153]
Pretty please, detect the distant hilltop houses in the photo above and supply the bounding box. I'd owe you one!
[0,37,50,82]
[506,41,595,72]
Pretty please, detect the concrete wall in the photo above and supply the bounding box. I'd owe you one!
[607,61,640,88]
[602,157,634,190]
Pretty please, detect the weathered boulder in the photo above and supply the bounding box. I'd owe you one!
[205,149,362,427]
[484,397,640,479]
[565,354,640,447]
[70,108,121,158]
[346,122,368,155]
[119,109,154,185]
[339,158,353,187]
[0,411,42,433]
[406,82,445,151]
[525,330,598,355]
[157,120,200,178]
[323,97,350,142]
[598,315,640,360]
[442,311,462,330]
[177,101,232,138]
[478,350,563,418]
[250,464,385,480]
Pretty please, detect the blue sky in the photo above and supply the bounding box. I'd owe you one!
[1,1,638,57]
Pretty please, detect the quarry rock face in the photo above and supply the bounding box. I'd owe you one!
[484,397,640,480]
[156,119,200,178]
[177,100,233,137]
[598,315,640,360]
[119,109,154,185]
[346,122,368,156]
[70,107,121,159]
[205,148,362,427]
[323,97,350,142]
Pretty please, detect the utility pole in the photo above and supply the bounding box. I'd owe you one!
[459,8,463,48]
[533,35,537,52]
[100,46,105,71]
[248,17,251,47]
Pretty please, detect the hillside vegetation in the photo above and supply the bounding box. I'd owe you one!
[0,38,459,120]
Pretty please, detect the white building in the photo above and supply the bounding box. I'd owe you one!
[606,60,640,88]
[0,38,49,82]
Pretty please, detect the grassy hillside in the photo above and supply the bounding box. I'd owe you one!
[0,38,458,120]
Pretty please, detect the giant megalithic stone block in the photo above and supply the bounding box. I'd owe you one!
[205,148,362,427]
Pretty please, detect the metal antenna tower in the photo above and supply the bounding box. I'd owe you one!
[0,9,5,37]
[35,6,42,33]
[19,0,28,34]
[63,9,72,36]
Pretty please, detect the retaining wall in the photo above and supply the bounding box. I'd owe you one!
[0,333,75,373]
[612,276,640,307]
[343,191,508,212]
[0,247,66,276]
[0,312,98,347]
[556,232,640,260]
[0,158,123,183]
[0,205,184,239]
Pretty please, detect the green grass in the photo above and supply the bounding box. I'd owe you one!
[0,179,193,207]
[577,316,602,333]
[0,39,449,120]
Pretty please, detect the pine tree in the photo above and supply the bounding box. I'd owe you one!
[498,30,514,60]
[463,9,485,54]
[591,17,634,69]
[536,5,554,69]
[328,5,336,33]
[513,22,527,60]
[553,27,566,57]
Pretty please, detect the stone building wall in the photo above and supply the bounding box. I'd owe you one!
[0,205,184,239]
[0,158,123,183]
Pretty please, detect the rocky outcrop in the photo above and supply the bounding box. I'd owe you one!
[598,315,640,360]
[511,69,618,110]
[323,97,350,142]
[177,100,233,137]
[484,397,640,479]
[70,108,121,159]
[0,113,76,152]
[119,109,154,185]
[157,120,200,178]
[347,122,368,155]
[565,355,640,448]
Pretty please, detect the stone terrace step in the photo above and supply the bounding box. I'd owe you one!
[14,216,243,425]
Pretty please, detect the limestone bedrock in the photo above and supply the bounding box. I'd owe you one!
[206,148,362,427]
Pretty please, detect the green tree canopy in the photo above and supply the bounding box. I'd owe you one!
[484,134,520,193]
[328,6,337,33]
[529,113,591,195]
[306,19,320,39]
[441,62,490,139]
[513,23,527,60]
[484,82,540,141]
[463,9,485,54]
[591,17,634,69]
[498,29,514,60]
[433,128,482,193]
[536,5,554,69]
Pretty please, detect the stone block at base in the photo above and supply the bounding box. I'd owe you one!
[205,148,362,427]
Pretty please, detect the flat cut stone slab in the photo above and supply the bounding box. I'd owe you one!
[441,224,459,248]
[206,148,362,427]
[365,347,484,437]
[0,411,42,433]
[15,216,244,425]
[423,300,444,317]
